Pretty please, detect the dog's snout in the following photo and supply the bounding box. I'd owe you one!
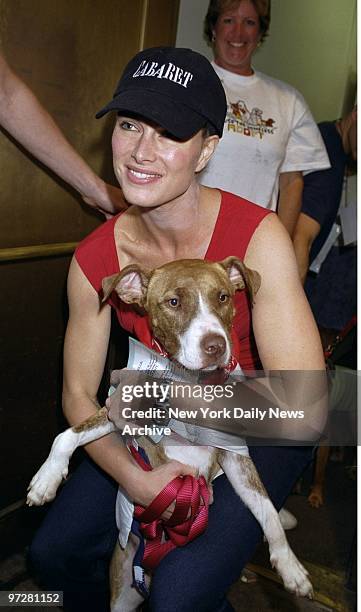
[201,334,226,359]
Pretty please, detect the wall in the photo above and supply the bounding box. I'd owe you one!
[252,0,357,121]
[176,0,357,121]
[176,0,211,59]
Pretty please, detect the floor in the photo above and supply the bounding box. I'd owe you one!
[0,451,356,611]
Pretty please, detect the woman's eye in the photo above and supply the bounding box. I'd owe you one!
[246,19,257,27]
[219,293,229,303]
[222,17,233,24]
[168,297,180,308]
[119,120,137,131]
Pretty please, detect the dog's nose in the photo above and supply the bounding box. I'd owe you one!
[200,334,226,359]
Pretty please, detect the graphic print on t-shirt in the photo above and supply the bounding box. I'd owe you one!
[226,98,277,140]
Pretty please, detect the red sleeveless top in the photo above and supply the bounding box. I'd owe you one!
[75,190,271,370]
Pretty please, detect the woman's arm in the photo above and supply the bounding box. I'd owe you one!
[245,213,323,369]
[63,258,196,508]
[0,54,126,217]
[243,213,327,437]
[277,171,303,237]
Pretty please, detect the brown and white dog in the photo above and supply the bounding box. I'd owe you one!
[27,257,312,609]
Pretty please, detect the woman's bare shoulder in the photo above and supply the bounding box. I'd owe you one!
[245,213,292,261]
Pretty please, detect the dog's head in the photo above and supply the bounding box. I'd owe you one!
[102,257,260,370]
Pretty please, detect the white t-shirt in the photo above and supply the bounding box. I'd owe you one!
[201,63,330,210]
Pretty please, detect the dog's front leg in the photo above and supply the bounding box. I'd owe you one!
[219,452,313,598]
[27,408,115,506]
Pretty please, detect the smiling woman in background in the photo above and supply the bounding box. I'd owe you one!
[201,0,330,236]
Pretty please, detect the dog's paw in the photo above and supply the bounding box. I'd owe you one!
[307,485,324,508]
[271,548,313,598]
[26,460,68,506]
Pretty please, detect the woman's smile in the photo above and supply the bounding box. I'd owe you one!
[126,165,163,184]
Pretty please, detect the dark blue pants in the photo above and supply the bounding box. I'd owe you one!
[28,446,312,612]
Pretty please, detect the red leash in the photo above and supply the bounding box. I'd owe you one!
[129,444,210,570]
[324,315,357,360]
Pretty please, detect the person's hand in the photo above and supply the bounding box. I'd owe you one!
[106,368,162,432]
[82,180,128,218]
[127,460,200,520]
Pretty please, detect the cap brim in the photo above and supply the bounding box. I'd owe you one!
[95,89,206,140]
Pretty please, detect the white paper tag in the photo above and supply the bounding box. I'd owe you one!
[309,223,341,274]
[339,201,357,245]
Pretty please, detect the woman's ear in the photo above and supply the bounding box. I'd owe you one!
[195,135,219,173]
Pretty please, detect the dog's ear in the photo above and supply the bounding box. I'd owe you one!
[220,256,261,305]
[102,265,151,306]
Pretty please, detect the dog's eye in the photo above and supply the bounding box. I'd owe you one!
[168,297,180,308]
[219,293,229,303]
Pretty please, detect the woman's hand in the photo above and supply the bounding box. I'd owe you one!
[126,459,200,520]
[106,368,162,431]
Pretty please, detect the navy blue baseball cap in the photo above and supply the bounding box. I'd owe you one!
[96,47,226,140]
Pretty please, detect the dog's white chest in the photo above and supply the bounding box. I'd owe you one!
[163,441,216,478]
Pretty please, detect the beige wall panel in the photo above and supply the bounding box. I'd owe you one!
[0,0,144,248]
[143,0,180,49]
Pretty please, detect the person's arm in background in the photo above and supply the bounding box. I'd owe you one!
[277,171,304,237]
[293,213,321,284]
[0,54,126,217]
[277,92,329,238]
